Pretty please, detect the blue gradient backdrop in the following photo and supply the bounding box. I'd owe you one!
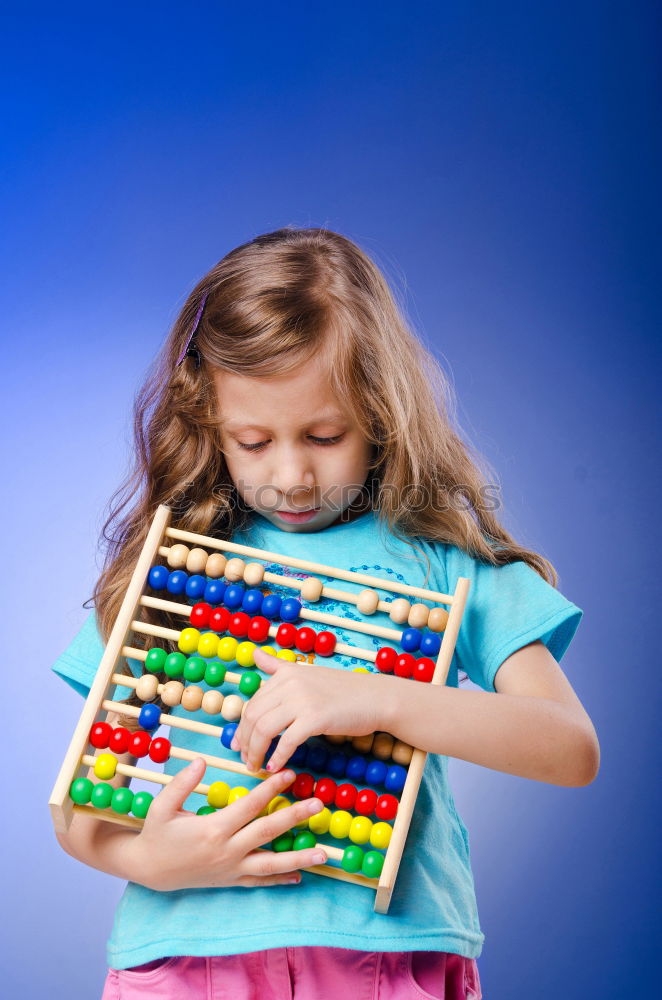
[3,2,659,997]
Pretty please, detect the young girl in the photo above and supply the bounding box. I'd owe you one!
[52,226,599,999]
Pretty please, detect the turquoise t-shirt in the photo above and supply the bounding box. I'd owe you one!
[51,509,582,969]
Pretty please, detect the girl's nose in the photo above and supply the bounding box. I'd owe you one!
[271,447,316,502]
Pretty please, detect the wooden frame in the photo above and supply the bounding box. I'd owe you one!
[50,503,469,913]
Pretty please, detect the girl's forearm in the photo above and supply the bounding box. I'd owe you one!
[55,812,144,884]
[379,680,598,787]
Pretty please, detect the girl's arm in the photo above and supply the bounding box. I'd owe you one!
[381,640,600,787]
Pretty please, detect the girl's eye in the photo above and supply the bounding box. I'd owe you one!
[237,435,344,452]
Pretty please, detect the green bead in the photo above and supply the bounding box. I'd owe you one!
[204,662,227,687]
[184,656,207,683]
[131,791,154,818]
[111,787,134,815]
[293,830,316,851]
[90,782,114,809]
[341,845,364,873]
[197,805,217,815]
[69,777,94,805]
[164,652,186,678]
[145,647,167,673]
[361,850,384,878]
[239,671,261,696]
[272,832,294,852]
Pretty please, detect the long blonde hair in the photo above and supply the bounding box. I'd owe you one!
[89,226,557,713]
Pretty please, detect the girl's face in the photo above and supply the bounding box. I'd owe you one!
[213,356,373,533]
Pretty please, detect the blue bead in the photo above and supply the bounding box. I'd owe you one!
[327,751,349,778]
[220,722,238,750]
[401,627,422,652]
[420,633,442,657]
[138,703,161,731]
[265,738,279,760]
[185,574,208,599]
[148,565,169,590]
[385,765,408,794]
[204,579,227,605]
[261,594,282,620]
[166,570,188,595]
[242,588,264,614]
[365,760,387,786]
[346,755,368,782]
[280,598,302,623]
[224,583,245,610]
[287,744,308,767]
[306,744,329,771]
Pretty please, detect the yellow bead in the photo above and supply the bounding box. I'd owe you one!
[261,645,277,657]
[198,632,219,658]
[329,809,353,839]
[370,821,392,849]
[308,806,331,835]
[207,780,231,807]
[228,786,249,805]
[218,637,238,662]
[94,753,117,780]
[353,667,370,673]
[267,795,291,814]
[178,627,201,654]
[235,641,256,668]
[349,815,373,844]
[277,649,297,662]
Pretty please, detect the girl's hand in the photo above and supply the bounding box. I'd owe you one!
[230,647,392,773]
[128,759,328,891]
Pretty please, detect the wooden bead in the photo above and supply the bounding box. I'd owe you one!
[389,598,411,625]
[244,561,265,586]
[372,733,395,760]
[201,690,224,715]
[325,734,347,745]
[161,681,184,707]
[392,740,414,765]
[181,685,204,712]
[357,589,380,615]
[186,547,209,574]
[225,557,246,582]
[301,576,324,602]
[220,694,245,721]
[167,543,190,569]
[136,674,159,702]
[408,603,430,628]
[206,553,227,578]
[351,733,375,753]
[428,607,449,632]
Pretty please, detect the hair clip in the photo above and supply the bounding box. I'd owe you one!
[175,291,209,367]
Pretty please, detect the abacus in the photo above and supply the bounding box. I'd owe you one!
[50,504,469,913]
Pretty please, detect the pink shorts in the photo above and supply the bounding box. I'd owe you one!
[101,947,482,999]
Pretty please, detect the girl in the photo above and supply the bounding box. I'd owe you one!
[52,226,600,999]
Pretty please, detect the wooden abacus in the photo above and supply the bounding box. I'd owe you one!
[49,504,469,913]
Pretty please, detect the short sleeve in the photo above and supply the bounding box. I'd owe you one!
[51,610,141,701]
[440,545,583,693]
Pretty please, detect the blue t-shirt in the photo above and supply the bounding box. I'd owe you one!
[51,509,582,969]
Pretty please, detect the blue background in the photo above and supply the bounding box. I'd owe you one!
[3,2,659,997]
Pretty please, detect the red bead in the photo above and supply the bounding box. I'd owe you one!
[190,602,212,628]
[128,730,151,758]
[209,607,230,632]
[248,615,270,642]
[295,627,317,653]
[375,647,397,673]
[335,782,357,810]
[292,772,315,799]
[413,657,435,682]
[313,777,337,806]
[89,722,112,749]
[228,611,250,637]
[108,726,131,754]
[355,788,378,816]
[276,623,298,648]
[149,737,171,763]
[394,653,415,678]
[314,630,336,656]
[375,793,399,821]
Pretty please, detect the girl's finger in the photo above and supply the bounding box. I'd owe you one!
[240,843,328,879]
[231,685,279,756]
[209,768,296,834]
[265,718,317,774]
[235,794,325,855]
[235,873,304,888]
[243,705,294,772]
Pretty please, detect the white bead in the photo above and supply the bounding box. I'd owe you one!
[225,557,246,582]
[136,674,159,702]
[186,547,209,574]
[301,576,324,602]
[244,561,265,586]
[220,694,245,721]
[206,553,227,578]
[357,589,380,614]
[167,543,189,569]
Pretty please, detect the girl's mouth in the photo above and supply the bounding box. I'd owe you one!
[275,508,321,523]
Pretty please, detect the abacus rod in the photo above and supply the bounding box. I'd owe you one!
[164,525,454,603]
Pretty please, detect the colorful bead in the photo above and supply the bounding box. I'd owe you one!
[236,641,256,668]
[228,786,248,805]
[220,694,244,721]
[181,686,204,712]
[313,777,337,805]
[413,657,435,683]
[164,651,187,678]
[183,656,206,683]
[128,731,151,757]
[329,810,353,839]
[400,627,422,652]
[346,755,368,782]
[375,647,397,673]
[189,602,212,628]
[357,589,380,614]
[349,815,373,845]
[185,574,207,599]
[276,622,297,648]
[229,612,250,637]
[372,733,394,760]
[385,765,408,794]
[204,662,227,687]
[69,777,94,804]
[277,649,298,662]
[241,588,264,614]
[109,727,131,754]
[149,737,171,763]
[370,822,392,849]
[244,562,265,586]
[428,607,449,632]
[394,653,416,678]
[184,547,207,574]
[198,632,220,658]
[161,681,184,706]
[139,703,161,730]
[287,745,307,767]
[408,603,430,628]
[293,830,317,850]
[136,674,159,701]
[341,845,364,872]
[389,598,411,624]
[392,740,414,765]
[375,794,398,821]
[309,805,331,834]
[335,783,357,810]
[301,576,324,602]
[239,671,261,696]
[204,580,227,605]
[217,637,238,661]
[202,690,224,714]
[224,557,246,582]
[267,796,290,814]
[205,553,227,578]
[261,594,282,619]
[89,722,112,749]
[167,543,189,568]
[327,752,349,778]
[90,782,114,809]
[365,760,387,786]
[145,647,167,673]
[305,744,329,771]
[355,788,378,816]
[280,598,302,622]
[247,616,270,642]
[131,791,154,818]
[295,626,316,653]
[148,565,169,590]
[220,722,238,749]
[208,781,231,808]
[362,850,385,878]
[209,607,231,632]
[197,805,217,816]
[223,583,245,609]
[166,570,187,595]
[292,773,315,799]
[314,630,336,656]
[272,832,294,852]
[419,633,442,657]
[111,787,134,815]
